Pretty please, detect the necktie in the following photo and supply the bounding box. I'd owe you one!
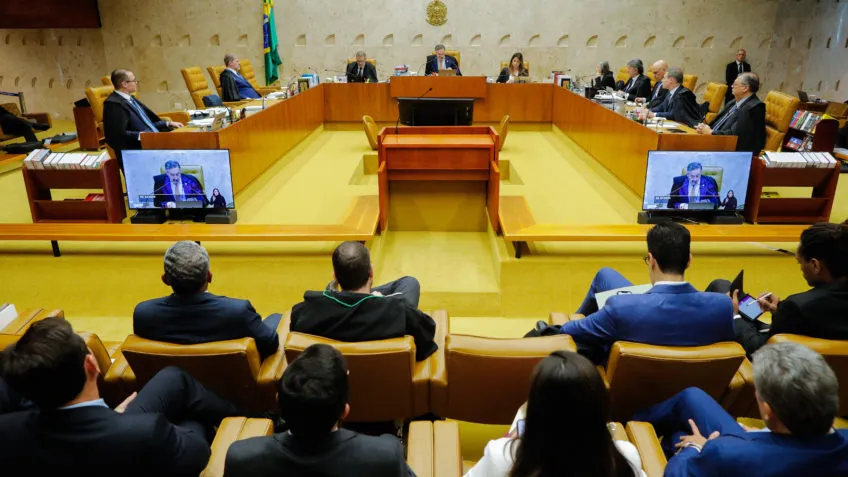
[652,84,659,99]
[712,103,737,130]
[130,97,158,132]
[358,67,363,78]
[172,180,185,201]
[690,181,699,201]
[738,63,742,74]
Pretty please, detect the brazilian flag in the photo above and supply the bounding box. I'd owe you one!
[263,0,282,85]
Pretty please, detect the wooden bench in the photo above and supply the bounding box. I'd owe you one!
[0,195,380,256]
[500,195,808,258]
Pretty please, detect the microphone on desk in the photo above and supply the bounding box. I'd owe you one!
[415,62,428,76]
[395,87,432,134]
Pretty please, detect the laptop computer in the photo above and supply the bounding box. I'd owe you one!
[797,90,810,103]
[438,69,457,77]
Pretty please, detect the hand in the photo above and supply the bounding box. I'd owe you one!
[115,392,137,413]
[168,121,185,129]
[757,292,780,312]
[675,419,720,452]
[647,111,656,119]
[699,124,713,135]
[727,289,740,315]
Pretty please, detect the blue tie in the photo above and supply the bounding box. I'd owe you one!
[129,96,159,132]
[712,103,737,130]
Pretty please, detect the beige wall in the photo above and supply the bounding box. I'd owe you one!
[1,0,846,120]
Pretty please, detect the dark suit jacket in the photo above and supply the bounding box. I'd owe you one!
[103,92,169,166]
[620,74,652,101]
[651,87,701,127]
[496,67,529,84]
[220,69,260,102]
[346,62,378,83]
[152,173,207,208]
[225,428,414,477]
[725,61,751,98]
[735,281,848,355]
[594,72,616,90]
[0,406,210,477]
[133,293,279,360]
[424,55,461,76]
[646,81,669,109]
[709,95,767,153]
[667,174,720,209]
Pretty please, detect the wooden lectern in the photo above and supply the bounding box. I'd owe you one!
[377,126,500,232]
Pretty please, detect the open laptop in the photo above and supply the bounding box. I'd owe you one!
[438,69,457,77]
[797,90,810,103]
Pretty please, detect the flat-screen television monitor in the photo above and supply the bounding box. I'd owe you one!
[642,151,753,212]
[123,149,235,210]
[398,97,474,126]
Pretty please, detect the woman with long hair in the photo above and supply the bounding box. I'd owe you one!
[209,188,227,209]
[595,61,616,90]
[464,351,644,477]
[721,190,737,211]
[497,52,530,84]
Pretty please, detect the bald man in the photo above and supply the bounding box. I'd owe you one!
[647,60,669,109]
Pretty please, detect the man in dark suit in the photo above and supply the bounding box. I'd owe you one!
[290,241,437,362]
[696,72,766,153]
[616,58,652,101]
[225,343,414,477]
[648,67,701,127]
[534,222,733,363]
[725,49,751,104]
[103,69,183,169]
[220,54,261,102]
[709,222,848,356]
[666,161,720,209]
[646,60,669,108]
[0,106,49,143]
[346,50,378,83]
[134,241,282,360]
[633,343,848,476]
[424,44,461,76]
[0,318,241,476]
[151,160,207,208]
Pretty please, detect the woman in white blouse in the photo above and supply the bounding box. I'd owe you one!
[464,351,646,477]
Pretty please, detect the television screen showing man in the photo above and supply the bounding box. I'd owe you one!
[153,160,207,209]
[667,162,719,209]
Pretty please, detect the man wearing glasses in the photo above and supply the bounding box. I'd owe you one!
[103,69,184,169]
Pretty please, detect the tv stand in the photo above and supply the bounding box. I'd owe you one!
[637,211,744,225]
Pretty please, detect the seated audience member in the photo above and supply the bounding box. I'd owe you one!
[632,342,848,476]
[220,54,261,102]
[134,241,281,360]
[465,350,645,477]
[225,343,413,477]
[497,52,529,84]
[0,106,49,143]
[0,318,241,476]
[616,59,652,102]
[290,241,437,361]
[646,60,669,109]
[594,61,616,90]
[708,222,848,356]
[695,72,766,153]
[346,50,378,83]
[534,222,733,363]
[646,67,700,127]
[103,69,184,169]
[425,44,462,76]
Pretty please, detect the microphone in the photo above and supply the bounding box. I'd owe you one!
[395,87,432,134]
[415,62,428,76]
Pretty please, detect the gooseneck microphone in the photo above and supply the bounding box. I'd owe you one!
[395,87,432,134]
[415,62,428,76]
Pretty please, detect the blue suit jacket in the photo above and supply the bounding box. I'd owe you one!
[133,293,279,359]
[560,283,734,360]
[425,55,462,76]
[666,175,720,209]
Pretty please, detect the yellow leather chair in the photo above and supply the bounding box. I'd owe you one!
[182,66,218,109]
[347,58,377,68]
[703,82,728,123]
[84,85,188,145]
[204,66,264,106]
[497,114,510,152]
[100,75,112,86]
[764,90,801,151]
[616,66,630,85]
[429,333,576,424]
[239,59,277,95]
[363,115,379,150]
[432,50,461,67]
[499,61,530,74]
[284,310,448,422]
[0,307,64,334]
[0,103,53,142]
[206,66,226,97]
[626,422,667,477]
[201,417,274,477]
[682,74,698,92]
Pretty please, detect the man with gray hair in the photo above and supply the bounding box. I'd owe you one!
[696,72,766,153]
[617,58,651,101]
[632,342,848,476]
[345,50,378,83]
[220,54,261,102]
[425,44,461,76]
[647,66,700,127]
[133,241,282,360]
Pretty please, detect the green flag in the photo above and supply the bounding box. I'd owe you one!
[263,0,282,85]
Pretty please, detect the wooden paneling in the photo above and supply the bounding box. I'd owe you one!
[0,0,101,28]
[390,77,487,98]
[324,83,396,122]
[475,84,553,122]
[657,132,736,151]
[142,131,220,151]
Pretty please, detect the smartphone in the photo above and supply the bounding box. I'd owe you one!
[516,419,525,436]
[738,294,764,321]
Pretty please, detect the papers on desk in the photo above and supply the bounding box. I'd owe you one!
[645,119,681,128]
[266,91,287,100]
[188,118,215,127]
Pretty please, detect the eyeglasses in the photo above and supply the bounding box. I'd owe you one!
[642,255,650,266]
[126,79,140,84]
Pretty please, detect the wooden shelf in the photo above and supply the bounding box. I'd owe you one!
[744,158,839,224]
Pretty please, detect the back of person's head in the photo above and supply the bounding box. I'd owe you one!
[278,344,348,439]
[510,351,634,477]
[646,222,690,275]
[331,241,371,290]
[797,222,848,280]
[752,342,839,437]
[163,240,210,295]
[110,68,132,89]
[0,318,88,409]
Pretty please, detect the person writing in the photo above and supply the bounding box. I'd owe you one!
[721,190,737,210]
[497,53,529,84]
[593,61,616,90]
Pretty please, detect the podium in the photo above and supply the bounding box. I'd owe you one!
[377,126,500,232]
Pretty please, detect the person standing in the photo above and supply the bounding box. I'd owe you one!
[725,49,751,104]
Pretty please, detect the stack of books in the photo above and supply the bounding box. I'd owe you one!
[23,150,110,170]
[789,110,823,133]
[761,151,837,168]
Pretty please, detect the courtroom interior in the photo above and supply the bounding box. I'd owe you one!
[1,1,848,476]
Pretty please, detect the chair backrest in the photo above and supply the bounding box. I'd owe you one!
[768,334,848,416]
[682,74,698,92]
[0,331,112,378]
[616,66,630,85]
[362,115,379,150]
[284,332,418,422]
[100,75,112,86]
[433,50,461,66]
[704,82,728,114]
[432,334,576,424]
[606,341,745,421]
[498,114,510,151]
[764,90,800,151]
[347,58,377,67]
[240,59,263,90]
[499,61,530,73]
[120,334,263,410]
[206,66,226,96]
[85,85,115,123]
[181,67,214,109]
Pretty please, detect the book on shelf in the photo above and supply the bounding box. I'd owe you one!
[789,110,822,133]
[23,149,110,170]
[761,151,837,168]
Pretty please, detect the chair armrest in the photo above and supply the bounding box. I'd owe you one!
[425,310,449,417]
[407,421,434,477]
[102,350,137,407]
[434,421,462,477]
[0,308,64,334]
[626,422,666,477]
[201,417,274,477]
[257,87,279,96]
[257,312,290,385]
[610,421,628,441]
[721,358,756,418]
[224,100,250,108]
[22,112,52,126]
[158,111,191,124]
